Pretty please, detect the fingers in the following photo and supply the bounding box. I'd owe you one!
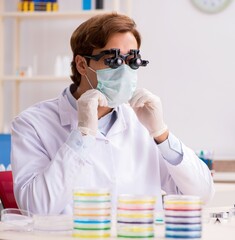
[79,89,108,107]
[77,89,108,136]
[129,88,157,108]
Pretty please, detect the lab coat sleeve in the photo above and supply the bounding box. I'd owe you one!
[11,116,94,215]
[157,132,183,165]
[159,140,215,205]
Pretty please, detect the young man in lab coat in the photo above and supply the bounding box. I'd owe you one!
[11,13,214,215]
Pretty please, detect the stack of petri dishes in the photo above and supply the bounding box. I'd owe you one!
[73,188,111,238]
[117,194,156,238]
[164,195,202,239]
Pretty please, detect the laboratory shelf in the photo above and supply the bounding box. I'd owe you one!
[1,10,109,19]
[0,0,132,132]
[2,75,69,82]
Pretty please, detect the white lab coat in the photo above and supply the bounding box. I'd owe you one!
[11,88,214,215]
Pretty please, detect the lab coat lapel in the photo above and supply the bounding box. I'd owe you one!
[106,106,127,137]
[96,106,127,140]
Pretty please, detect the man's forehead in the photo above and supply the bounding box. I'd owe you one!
[93,48,139,55]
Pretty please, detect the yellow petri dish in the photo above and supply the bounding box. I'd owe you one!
[73,188,110,196]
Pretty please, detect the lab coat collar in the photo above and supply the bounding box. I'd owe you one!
[86,106,127,140]
[105,105,127,138]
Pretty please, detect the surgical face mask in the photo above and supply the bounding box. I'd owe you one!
[86,64,138,108]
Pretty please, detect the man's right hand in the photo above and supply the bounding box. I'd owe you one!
[77,89,108,136]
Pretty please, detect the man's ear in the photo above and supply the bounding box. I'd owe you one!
[75,55,87,75]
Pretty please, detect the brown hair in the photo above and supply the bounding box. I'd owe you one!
[70,12,141,86]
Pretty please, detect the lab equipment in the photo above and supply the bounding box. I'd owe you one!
[1,208,33,231]
[84,48,149,69]
[196,150,214,171]
[164,195,202,239]
[33,214,73,232]
[73,188,111,238]
[117,194,156,238]
[209,211,229,224]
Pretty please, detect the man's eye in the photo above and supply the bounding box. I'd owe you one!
[101,55,113,61]
[127,53,141,60]
[126,55,134,61]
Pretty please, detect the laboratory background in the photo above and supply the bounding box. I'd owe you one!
[0,0,235,234]
[2,0,235,159]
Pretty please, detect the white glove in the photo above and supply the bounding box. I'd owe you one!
[129,88,168,138]
[77,89,108,136]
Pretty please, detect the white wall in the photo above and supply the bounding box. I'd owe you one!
[3,0,235,159]
[134,0,235,160]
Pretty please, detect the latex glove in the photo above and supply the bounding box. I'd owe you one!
[129,88,168,138]
[77,89,108,136]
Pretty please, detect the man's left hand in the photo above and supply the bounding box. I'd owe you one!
[129,88,168,142]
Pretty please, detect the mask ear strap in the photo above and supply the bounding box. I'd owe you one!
[83,57,97,89]
[84,74,94,89]
[84,60,95,89]
[83,57,96,73]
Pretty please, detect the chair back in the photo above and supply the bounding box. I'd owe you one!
[0,171,18,209]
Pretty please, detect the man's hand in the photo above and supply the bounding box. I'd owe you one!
[77,89,108,136]
[129,88,168,142]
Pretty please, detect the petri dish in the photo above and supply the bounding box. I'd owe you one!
[72,229,111,238]
[164,195,202,205]
[33,214,73,232]
[73,188,111,196]
[164,195,202,211]
[165,209,201,217]
[118,194,156,205]
[1,208,33,232]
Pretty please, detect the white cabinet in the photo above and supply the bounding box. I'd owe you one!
[0,0,132,132]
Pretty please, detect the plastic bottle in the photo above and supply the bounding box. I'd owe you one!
[62,56,71,76]
[54,55,62,76]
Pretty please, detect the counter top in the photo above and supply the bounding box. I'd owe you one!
[213,172,235,183]
[0,221,235,240]
[206,183,235,208]
[1,205,235,240]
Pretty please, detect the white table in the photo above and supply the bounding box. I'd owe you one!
[0,220,235,240]
[207,183,235,208]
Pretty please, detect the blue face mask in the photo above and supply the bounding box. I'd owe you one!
[87,64,138,108]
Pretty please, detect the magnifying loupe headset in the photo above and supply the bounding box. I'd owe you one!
[83,48,149,70]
